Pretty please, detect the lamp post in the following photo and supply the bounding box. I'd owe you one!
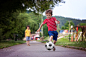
[39,9,43,37]
[68,21,71,32]
[68,21,71,41]
[41,14,43,37]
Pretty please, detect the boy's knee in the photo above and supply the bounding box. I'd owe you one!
[50,36,53,38]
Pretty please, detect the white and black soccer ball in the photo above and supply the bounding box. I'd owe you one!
[45,41,54,50]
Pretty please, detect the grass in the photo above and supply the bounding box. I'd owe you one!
[39,36,86,48]
[0,40,26,49]
[56,38,86,48]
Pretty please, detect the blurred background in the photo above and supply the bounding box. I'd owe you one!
[0,0,86,41]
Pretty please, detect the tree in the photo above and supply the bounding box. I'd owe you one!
[64,21,74,30]
[0,0,63,14]
[43,24,48,36]
[61,26,65,30]
[79,23,86,26]
[0,11,41,40]
[0,0,64,40]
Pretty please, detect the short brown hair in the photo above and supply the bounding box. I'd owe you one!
[45,9,52,15]
[26,25,30,28]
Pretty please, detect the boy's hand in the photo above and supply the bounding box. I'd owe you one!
[55,20,60,24]
[37,29,40,32]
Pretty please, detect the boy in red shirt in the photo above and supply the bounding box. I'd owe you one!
[37,9,60,51]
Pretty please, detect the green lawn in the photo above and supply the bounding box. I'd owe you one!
[0,40,26,49]
[40,36,86,48]
[56,38,86,48]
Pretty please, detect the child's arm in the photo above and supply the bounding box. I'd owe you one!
[37,23,44,32]
[55,20,60,24]
[30,32,31,40]
[25,33,26,37]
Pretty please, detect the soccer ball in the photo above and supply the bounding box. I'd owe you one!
[45,41,54,50]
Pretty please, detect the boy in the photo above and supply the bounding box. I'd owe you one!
[37,9,60,51]
[25,25,31,46]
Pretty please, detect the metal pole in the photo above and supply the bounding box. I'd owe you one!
[68,21,71,31]
[68,21,71,41]
[41,14,43,37]
[39,9,43,37]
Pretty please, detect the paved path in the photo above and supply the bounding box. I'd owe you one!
[0,41,86,57]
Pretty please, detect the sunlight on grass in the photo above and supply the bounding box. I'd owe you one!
[56,37,86,48]
[0,40,26,49]
[39,36,86,48]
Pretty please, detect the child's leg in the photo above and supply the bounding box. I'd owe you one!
[53,40,57,44]
[28,41,30,46]
[48,31,54,42]
[49,36,57,44]
[26,41,30,46]
[53,31,58,51]
[26,41,28,45]
[53,31,58,44]
[49,36,53,41]
[53,40,57,51]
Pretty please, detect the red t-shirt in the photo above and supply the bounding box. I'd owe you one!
[43,17,57,31]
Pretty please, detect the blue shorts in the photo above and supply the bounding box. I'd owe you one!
[26,37,30,41]
[48,31,58,41]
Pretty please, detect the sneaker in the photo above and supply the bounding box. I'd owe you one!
[53,47,56,51]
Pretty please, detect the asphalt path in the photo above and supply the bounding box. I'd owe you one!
[0,41,86,57]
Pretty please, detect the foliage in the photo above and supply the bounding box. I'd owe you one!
[55,38,86,48]
[0,40,26,49]
[2,0,64,13]
[0,0,63,40]
[61,26,65,30]
[0,12,40,40]
[43,24,48,36]
[40,36,86,48]
[79,23,86,26]
[64,21,74,30]
[19,12,41,33]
